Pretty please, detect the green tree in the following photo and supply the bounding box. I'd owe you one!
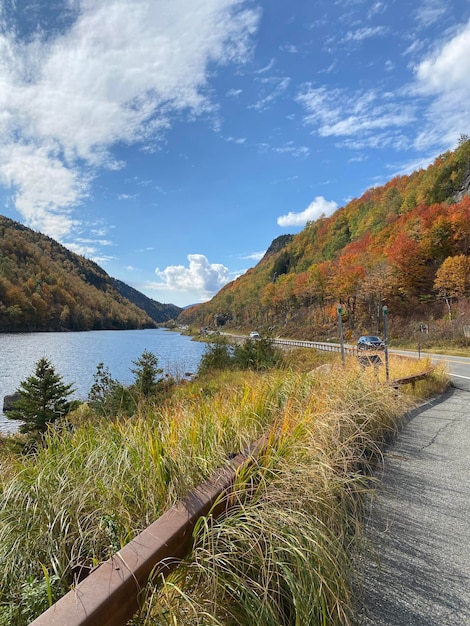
[198,339,233,375]
[233,336,283,371]
[8,357,77,435]
[87,362,129,417]
[130,350,163,398]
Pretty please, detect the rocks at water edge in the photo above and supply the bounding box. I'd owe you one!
[3,392,21,412]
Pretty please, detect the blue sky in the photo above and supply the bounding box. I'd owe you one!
[0,0,469,307]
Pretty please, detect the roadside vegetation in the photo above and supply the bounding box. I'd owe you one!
[0,341,448,625]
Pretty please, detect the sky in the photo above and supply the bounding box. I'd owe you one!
[0,0,469,307]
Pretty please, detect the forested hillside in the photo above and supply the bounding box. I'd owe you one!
[0,216,181,332]
[179,137,470,343]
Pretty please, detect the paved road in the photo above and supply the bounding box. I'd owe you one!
[356,384,470,625]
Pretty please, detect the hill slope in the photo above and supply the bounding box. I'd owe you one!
[179,137,470,341]
[0,215,181,332]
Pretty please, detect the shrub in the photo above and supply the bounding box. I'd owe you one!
[233,336,283,371]
[87,363,131,417]
[198,339,233,375]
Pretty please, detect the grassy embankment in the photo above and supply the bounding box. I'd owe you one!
[0,350,448,625]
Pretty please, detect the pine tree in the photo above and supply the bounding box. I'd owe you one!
[130,350,163,398]
[87,362,130,417]
[7,357,77,435]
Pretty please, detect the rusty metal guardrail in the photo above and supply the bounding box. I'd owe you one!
[29,436,269,626]
[389,368,434,389]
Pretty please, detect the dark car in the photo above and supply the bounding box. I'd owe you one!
[357,335,385,350]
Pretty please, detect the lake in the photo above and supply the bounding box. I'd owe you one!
[0,328,207,434]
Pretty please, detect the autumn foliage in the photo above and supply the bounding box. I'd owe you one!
[0,216,178,332]
[180,138,470,341]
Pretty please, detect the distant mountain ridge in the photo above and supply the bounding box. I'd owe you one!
[179,137,470,340]
[111,278,180,322]
[0,215,181,332]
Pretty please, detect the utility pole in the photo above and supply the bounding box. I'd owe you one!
[337,304,345,367]
[383,305,389,381]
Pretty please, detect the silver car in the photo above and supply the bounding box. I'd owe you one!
[357,335,385,350]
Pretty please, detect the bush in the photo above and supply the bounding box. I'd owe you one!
[87,363,132,417]
[198,336,284,375]
[198,339,234,375]
[233,337,283,371]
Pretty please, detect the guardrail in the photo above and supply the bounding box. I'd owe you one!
[389,368,434,389]
[29,436,269,626]
[271,338,356,355]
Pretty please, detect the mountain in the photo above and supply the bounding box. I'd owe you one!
[111,279,180,323]
[179,137,470,340]
[0,215,181,332]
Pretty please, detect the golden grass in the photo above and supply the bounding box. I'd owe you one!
[0,354,448,625]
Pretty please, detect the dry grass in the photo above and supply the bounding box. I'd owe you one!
[0,356,448,625]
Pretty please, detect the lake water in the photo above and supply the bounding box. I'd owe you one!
[0,328,206,434]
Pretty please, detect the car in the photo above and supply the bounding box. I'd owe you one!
[249,331,260,339]
[357,335,385,350]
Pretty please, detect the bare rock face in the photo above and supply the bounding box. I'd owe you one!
[454,160,470,202]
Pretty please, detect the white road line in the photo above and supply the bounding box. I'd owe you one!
[450,374,470,380]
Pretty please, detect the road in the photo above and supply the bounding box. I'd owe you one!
[355,356,470,625]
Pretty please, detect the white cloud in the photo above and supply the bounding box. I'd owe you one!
[297,84,415,147]
[250,76,291,111]
[226,136,247,144]
[298,19,470,155]
[280,43,298,54]
[0,0,260,241]
[415,22,470,93]
[414,0,447,28]
[153,254,230,300]
[413,19,470,148]
[345,26,387,42]
[277,196,338,227]
[241,251,266,261]
[273,142,310,158]
[367,2,386,19]
[258,141,310,158]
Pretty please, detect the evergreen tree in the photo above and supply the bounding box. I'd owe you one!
[130,350,163,398]
[87,362,130,417]
[233,336,283,371]
[198,339,233,375]
[7,357,77,435]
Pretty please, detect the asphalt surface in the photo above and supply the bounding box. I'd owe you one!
[356,383,470,625]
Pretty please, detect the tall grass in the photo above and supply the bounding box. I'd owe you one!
[0,355,447,624]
